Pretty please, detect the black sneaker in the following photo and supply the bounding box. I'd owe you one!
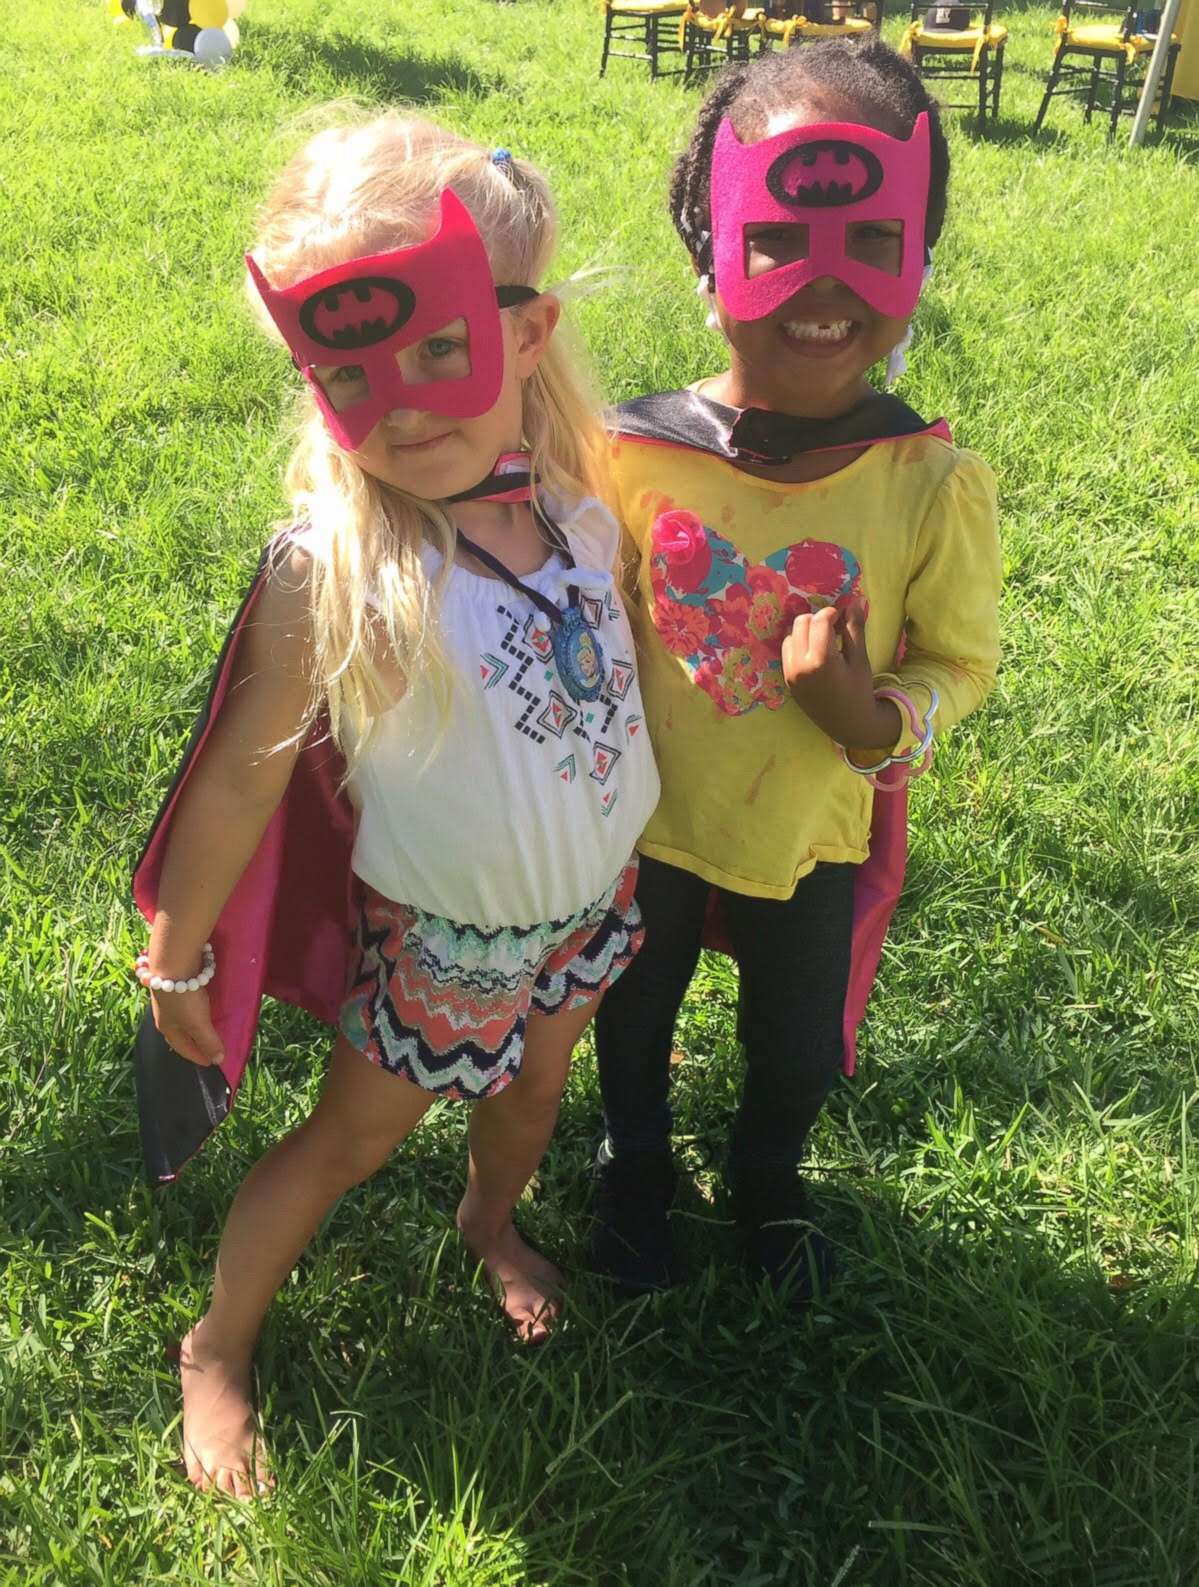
[588,1139,679,1292]
[732,1174,835,1306]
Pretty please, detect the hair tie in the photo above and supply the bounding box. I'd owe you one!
[491,147,515,179]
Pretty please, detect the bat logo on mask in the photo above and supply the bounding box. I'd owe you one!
[299,277,417,351]
[765,140,884,209]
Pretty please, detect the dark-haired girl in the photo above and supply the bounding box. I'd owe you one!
[592,39,1002,1298]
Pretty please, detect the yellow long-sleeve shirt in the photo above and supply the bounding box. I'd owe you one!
[608,427,1002,899]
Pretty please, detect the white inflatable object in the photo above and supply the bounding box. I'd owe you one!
[193,24,233,63]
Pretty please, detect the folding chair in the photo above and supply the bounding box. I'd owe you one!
[758,0,880,50]
[1034,0,1181,138]
[599,0,688,79]
[901,2,1008,121]
[681,1,766,80]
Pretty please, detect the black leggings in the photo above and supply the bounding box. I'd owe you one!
[595,855,856,1187]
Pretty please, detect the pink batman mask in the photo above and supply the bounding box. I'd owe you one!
[246,189,537,452]
[709,114,930,322]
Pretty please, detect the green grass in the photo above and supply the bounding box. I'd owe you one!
[3,0,1199,1582]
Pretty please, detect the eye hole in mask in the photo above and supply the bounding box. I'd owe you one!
[743,221,905,283]
[314,361,371,413]
[744,223,810,278]
[313,319,473,413]
[844,220,904,278]
[402,317,472,386]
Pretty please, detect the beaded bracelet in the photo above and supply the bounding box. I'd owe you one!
[134,942,216,994]
[839,687,940,791]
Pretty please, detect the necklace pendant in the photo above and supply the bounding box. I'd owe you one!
[552,607,605,702]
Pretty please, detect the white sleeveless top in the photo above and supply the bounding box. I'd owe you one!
[344,494,660,929]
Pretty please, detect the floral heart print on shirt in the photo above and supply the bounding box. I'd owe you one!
[649,509,862,716]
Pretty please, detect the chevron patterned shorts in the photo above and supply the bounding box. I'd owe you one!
[338,858,642,1100]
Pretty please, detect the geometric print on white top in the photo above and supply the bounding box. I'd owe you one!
[344,490,659,929]
[484,593,642,820]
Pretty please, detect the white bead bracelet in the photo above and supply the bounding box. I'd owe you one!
[134,942,216,994]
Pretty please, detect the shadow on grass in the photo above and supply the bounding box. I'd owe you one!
[261,1158,1199,1584]
[933,107,1075,147]
[6,1035,1199,1581]
[959,0,1069,11]
[242,24,507,102]
[1158,105,1199,161]
[993,72,1199,155]
[922,109,1073,147]
[968,116,1074,148]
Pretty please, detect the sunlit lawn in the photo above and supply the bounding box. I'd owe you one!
[2,1,1198,1582]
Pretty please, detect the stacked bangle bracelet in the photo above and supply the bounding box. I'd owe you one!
[840,687,940,792]
[134,942,216,994]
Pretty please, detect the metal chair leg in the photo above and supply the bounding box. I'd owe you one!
[600,10,612,75]
[993,45,1003,117]
[1035,53,1062,131]
[1156,44,1179,129]
[1108,53,1126,139]
[1085,58,1101,122]
[978,50,989,121]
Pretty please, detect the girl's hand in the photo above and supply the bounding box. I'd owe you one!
[150,986,224,1068]
[782,600,901,752]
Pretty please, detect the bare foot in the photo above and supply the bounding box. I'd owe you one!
[457,1213,563,1342]
[178,1323,273,1496]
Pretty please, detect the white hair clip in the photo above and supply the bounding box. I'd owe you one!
[695,271,721,332]
[886,262,935,388]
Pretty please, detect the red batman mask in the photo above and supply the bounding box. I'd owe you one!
[710,115,931,322]
[246,190,536,452]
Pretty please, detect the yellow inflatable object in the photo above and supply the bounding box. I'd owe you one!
[189,0,228,27]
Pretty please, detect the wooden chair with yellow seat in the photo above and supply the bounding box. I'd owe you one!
[598,0,689,79]
[680,0,767,81]
[1034,1,1181,138]
[758,0,880,54]
[899,3,1008,122]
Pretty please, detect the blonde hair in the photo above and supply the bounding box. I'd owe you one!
[249,112,606,771]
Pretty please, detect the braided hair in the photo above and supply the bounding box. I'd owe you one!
[670,38,950,277]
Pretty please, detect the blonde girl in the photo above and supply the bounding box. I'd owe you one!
[133,114,658,1495]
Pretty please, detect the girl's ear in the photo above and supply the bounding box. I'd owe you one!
[511,295,561,379]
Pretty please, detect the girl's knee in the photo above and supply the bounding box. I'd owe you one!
[304,1039,432,1186]
[296,1109,401,1190]
[487,1072,564,1122]
[514,1083,564,1121]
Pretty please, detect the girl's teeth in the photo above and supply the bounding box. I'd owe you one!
[783,320,852,342]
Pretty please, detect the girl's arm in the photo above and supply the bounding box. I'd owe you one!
[875,450,1001,742]
[784,452,1001,758]
[144,547,317,1066]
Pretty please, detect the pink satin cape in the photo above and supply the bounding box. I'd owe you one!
[132,551,356,1182]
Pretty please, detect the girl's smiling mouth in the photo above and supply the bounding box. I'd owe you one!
[387,431,454,454]
[779,318,859,356]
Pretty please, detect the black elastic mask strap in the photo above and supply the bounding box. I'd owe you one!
[496,285,540,309]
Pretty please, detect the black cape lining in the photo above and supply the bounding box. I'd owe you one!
[610,388,942,466]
